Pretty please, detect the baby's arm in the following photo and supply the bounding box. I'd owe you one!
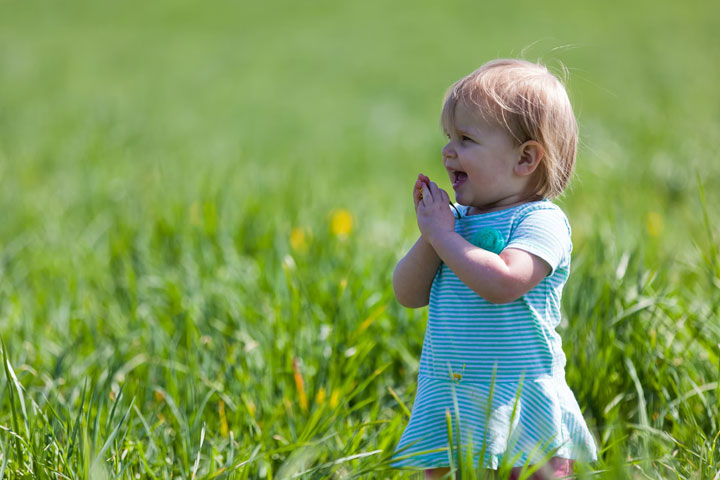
[393,174,442,308]
[417,182,549,304]
[429,236,549,304]
[393,236,441,308]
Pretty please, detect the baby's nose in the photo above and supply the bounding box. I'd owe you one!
[442,142,456,160]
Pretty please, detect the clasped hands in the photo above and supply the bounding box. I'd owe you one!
[413,173,456,246]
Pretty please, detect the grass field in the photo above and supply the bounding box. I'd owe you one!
[1,0,719,478]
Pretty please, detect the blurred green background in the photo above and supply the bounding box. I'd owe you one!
[3,0,719,241]
[1,0,719,478]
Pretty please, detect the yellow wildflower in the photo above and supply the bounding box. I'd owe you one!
[329,388,340,409]
[243,394,256,418]
[219,400,229,438]
[293,357,308,414]
[330,209,353,237]
[339,278,348,297]
[290,227,309,253]
[646,211,663,237]
[315,387,326,406]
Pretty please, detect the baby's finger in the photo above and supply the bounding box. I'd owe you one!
[421,183,433,203]
[440,188,450,204]
[428,181,442,199]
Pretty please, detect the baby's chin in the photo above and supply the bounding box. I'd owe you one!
[452,191,466,206]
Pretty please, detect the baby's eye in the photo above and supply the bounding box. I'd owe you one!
[461,135,474,143]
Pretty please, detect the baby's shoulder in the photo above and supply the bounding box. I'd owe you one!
[507,201,573,270]
[512,200,568,222]
[515,199,566,215]
[509,201,571,237]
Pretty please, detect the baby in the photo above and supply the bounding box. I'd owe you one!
[392,59,597,479]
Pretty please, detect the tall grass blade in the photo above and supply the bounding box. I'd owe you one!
[445,408,454,472]
[0,431,9,480]
[191,423,206,480]
[1,337,26,466]
[626,357,650,461]
[387,386,411,418]
[477,368,497,473]
[92,398,134,471]
[105,382,125,431]
[67,379,88,462]
[450,383,462,478]
[132,403,159,457]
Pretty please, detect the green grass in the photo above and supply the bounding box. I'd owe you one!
[1,0,719,477]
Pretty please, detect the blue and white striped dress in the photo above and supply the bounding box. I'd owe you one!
[393,201,597,469]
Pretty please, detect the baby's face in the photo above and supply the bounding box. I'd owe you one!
[441,103,529,214]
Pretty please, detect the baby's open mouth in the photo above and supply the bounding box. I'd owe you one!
[452,170,468,189]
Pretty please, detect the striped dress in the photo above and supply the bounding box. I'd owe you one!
[393,201,597,469]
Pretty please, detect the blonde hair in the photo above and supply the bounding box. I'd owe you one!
[441,59,577,199]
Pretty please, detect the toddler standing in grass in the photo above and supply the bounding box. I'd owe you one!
[392,59,597,479]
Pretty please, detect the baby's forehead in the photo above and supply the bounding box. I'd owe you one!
[442,99,502,134]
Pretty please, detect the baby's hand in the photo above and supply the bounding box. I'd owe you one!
[416,177,455,245]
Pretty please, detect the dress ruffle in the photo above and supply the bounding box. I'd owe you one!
[392,374,597,469]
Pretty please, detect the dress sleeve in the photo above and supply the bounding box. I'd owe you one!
[505,206,572,273]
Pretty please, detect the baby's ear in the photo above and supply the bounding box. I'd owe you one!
[515,141,544,176]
